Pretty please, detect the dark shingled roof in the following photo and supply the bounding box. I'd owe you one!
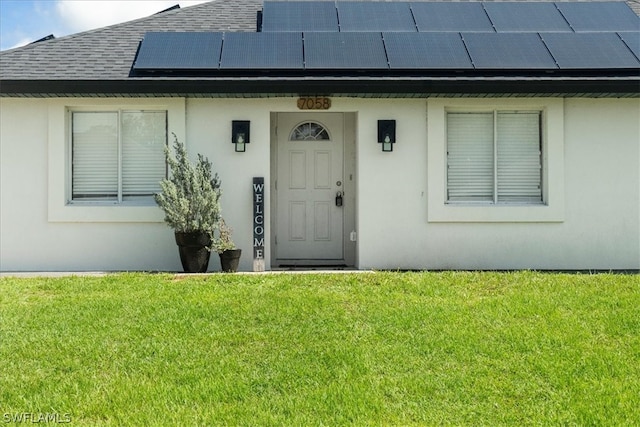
[1,0,638,97]
[0,0,260,80]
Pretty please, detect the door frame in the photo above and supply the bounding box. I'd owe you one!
[270,111,357,268]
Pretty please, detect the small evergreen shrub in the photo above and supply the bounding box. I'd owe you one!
[154,135,222,233]
[212,218,237,254]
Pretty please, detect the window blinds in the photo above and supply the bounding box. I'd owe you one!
[121,111,166,197]
[496,112,542,203]
[447,111,542,204]
[72,111,166,201]
[447,112,494,202]
[72,112,119,200]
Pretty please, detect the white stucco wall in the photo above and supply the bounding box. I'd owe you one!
[1,96,638,271]
[0,99,184,271]
[357,97,640,270]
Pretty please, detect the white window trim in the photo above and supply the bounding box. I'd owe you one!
[427,98,565,223]
[48,98,186,223]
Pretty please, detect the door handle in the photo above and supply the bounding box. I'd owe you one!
[335,191,343,207]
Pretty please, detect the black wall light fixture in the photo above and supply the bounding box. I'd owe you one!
[232,120,250,152]
[377,120,396,152]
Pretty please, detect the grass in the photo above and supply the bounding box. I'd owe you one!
[0,271,638,426]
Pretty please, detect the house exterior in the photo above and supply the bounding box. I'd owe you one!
[1,0,639,272]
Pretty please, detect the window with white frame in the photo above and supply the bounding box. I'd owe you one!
[71,110,167,203]
[446,110,543,204]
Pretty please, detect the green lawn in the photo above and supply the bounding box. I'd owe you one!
[1,272,638,426]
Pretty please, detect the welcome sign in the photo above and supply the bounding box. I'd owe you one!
[253,177,265,272]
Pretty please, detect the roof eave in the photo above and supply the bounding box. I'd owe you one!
[1,77,638,98]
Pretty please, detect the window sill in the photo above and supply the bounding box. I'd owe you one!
[49,203,165,223]
[428,202,564,223]
[446,201,546,206]
[67,198,158,207]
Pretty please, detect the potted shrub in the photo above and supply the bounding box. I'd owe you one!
[213,218,242,272]
[155,134,221,273]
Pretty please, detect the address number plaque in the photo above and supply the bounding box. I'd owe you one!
[297,97,331,110]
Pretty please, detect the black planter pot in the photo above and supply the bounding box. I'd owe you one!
[219,249,242,272]
[174,231,211,273]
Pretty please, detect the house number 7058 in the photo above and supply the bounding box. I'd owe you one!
[297,97,331,110]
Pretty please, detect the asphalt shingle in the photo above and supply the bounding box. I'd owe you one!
[0,0,262,80]
[0,0,638,99]
[2,0,638,82]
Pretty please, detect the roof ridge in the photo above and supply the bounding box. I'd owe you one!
[0,1,216,54]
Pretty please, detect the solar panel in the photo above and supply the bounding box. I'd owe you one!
[220,32,303,69]
[556,2,640,32]
[618,32,640,59]
[384,32,473,69]
[483,2,572,32]
[463,33,557,69]
[304,32,388,69]
[261,1,338,32]
[541,32,640,69]
[134,32,222,70]
[337,2,416,32]
[411,2,494,32]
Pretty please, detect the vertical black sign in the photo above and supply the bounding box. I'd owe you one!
[253,177,265,269]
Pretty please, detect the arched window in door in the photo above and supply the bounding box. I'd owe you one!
[289,121,331,141]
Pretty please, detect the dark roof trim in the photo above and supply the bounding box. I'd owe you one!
[29,34,55,45]
[1,77,638,98]
[155,4,180,14]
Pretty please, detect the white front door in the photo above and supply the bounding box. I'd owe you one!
[276,113,344,264]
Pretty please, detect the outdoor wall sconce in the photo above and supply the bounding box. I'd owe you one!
[377,120,396,152]
[232,120,250,152]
